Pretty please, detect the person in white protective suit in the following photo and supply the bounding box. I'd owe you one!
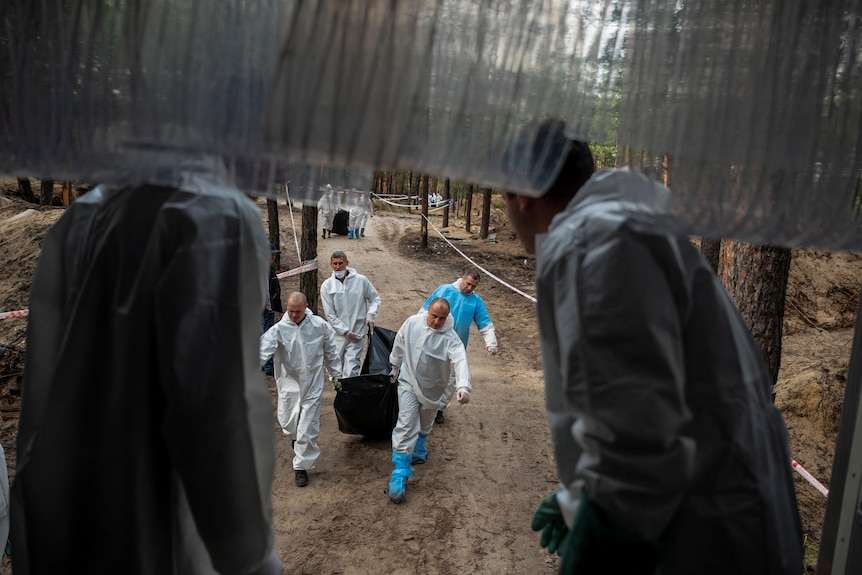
[346,190,362,239]
[355,192,373,237]
[422,266,498,425]
[385,299,471,504]
[260,291,342,487]
[11,157,282,575]
[319,250,382,377]
[318,184,338,239]
[502,119,802,574]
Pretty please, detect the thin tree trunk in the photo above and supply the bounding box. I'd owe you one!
[442,178,450,228]
[61,181,72,206]
[17,178,36,203]
[267,199,280,269]
[300,204,319,315]
[407,171,413,214]
[480,187,492,239]
[700,238,722,275]
[465,184,474,232]
[39,180,54,206]
[420,174,429,248]
[721,241,792,395]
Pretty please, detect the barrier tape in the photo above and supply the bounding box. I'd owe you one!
[371,193,449,211]
[283,182,302,263]
[418,214,834,498]
[1,260,318,319]
[420,213,537,303]
[792,459,829,497]
[277,259,319,279]
[0,309,28,320]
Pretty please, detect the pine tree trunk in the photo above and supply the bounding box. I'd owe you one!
[39,180,54,206]
[480,187,492,239]
[442,179,450,228]
[420,174,429,248]
[721,241,792,391]
[465,185,474,232]
[300,204,319,315]
[17,178,36,203]
[267,199,280,269]
[699,238,722,275]
[407,171,413,214]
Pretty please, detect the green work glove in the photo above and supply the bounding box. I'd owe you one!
[531,491,570,556]
[559,488,662,575]
[332,378,342,391]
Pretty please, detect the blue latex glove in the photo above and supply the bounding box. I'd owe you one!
[531,491,570,555]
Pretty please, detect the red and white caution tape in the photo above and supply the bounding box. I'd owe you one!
[276,259,319,279]
[791,459,829,497]
[0,309,28,320]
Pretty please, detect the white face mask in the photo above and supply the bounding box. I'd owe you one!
[335,270,346,279]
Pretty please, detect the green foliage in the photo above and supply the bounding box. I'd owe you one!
[803,534,818,573]
[591,143,618,168]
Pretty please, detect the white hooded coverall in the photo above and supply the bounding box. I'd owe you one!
[320,267,382,376]
[388,310,470,453]
[356,194,373,231]
[260,308,342,471]
[12,162,281,574]
[536,168,802,572]
[422,279,497,410]
[317,186,337,232]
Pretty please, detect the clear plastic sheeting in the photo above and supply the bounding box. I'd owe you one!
[0,0,288,189]
[284,164,374,201]
[596,0,862,249]
[2,1,862,248]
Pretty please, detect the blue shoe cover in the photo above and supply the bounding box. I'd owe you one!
[387,473,408,503]
[386,451,414,503]
[412,434,428,465]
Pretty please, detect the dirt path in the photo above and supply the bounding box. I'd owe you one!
[268,210,559,574]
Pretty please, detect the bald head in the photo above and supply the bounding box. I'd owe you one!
[426,298,450,330]
[286,291,308,324]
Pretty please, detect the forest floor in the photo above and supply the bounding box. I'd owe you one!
[0,178,860,573]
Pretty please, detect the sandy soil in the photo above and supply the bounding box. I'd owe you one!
[0,179,859,573]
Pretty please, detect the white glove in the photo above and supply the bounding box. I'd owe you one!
[389,366,400,382]
[456,388,471,405]
[486,346,498,355]
[347,332,363,342]
[365,314,375,333]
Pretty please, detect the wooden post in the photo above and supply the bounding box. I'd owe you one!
[62,181,72,206]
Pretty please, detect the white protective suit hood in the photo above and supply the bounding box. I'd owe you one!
[533,167,802,573]
[13,160,280,574]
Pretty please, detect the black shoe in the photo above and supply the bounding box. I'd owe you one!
[435,410,445,425]
[322,233,326,238]
[295,469,309,487]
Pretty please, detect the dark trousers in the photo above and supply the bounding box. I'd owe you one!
[262,310,275,375]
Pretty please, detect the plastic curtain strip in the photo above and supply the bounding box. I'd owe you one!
[2,1,862,249]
